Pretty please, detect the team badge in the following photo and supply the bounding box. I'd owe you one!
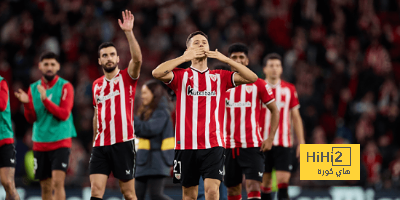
[246,86,253,93]
[266,85,273,95]
[114,78,119,85]
[175,174,181,180]
[209,74,217,82]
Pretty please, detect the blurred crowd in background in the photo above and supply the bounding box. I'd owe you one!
[1,0,400,191]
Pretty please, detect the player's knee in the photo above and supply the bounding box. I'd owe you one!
[91,182,105,196]
[182,189,197,199]
[246,181,260,192]
[122,193,137,200]
[40,184,52,194]
[1,178,14,191]
[52,178,64,189]
[205,186,219,197]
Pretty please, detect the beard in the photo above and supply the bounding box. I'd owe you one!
[102,62,118,73]
[43,73,56,82]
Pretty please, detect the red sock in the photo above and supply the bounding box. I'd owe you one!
[260,186,271,193]
[228,194,242,200]
[247,191,261,199]
[277,183,289,189]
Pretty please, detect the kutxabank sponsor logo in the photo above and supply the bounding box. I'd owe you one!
[187,85,216,96]
[225,99,251,107]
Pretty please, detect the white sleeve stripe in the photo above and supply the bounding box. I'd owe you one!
[231,72,237,87]
[290,104,300,110]
[128,72,139,80]
[165,72,174,85]
[265,99,275,105]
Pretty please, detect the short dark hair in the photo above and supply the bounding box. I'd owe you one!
[228,43,248,56]
[39,51,59,62]
[98,42,117,57]
[263,53,282,66]
[186,31,208,47]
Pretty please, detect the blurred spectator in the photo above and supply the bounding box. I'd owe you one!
[134,80,174,200]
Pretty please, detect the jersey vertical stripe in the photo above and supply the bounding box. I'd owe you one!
[92,68,137,147]
[260,80,300,148]
[224,79,275,149]
[250,85,258,145]
[178,72,188,149]
[192,71,199,149]
[165,67,234,150]
[215,74,223,147]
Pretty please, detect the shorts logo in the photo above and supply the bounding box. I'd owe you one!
[126,170,130,175]
[10,159,15,164]
[62,163,67,168]
[175,174,181,180]
[219,170,223,175]
[209,74,217,82]
[258,172,263,177]
[246,86,253,93]
[289,165,293,170]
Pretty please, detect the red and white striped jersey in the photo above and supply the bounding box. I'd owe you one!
[165,67,236,150]
[260,80,299,147]
[224,78,275,149]
[92,68,137,147]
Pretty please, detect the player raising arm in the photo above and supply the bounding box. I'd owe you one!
[152,31,257,200]
[89,10,142,200]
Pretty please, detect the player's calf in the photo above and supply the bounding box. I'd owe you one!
[40,178,53,200]
[119,179,137,200]
[245,180,261,199]
[227,184,242,200]
[182,185,198,200]
[261,172,272,200]
[0,178,19,200]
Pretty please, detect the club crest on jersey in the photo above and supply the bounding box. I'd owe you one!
[113,78,119,85]
[246,86,253,93]
[209,74,217,82]
[266,85,273,95]
[187,85,216,96]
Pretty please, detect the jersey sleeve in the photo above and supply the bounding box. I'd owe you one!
[218,70,236,91]
[0,80,9,112]
[120,68,138,85]
[164,68,184,91]
[23,87,37,123]
[42,83,74,121]
[256,79,275,105]
[289,85,300,109]
[92,82,98,107]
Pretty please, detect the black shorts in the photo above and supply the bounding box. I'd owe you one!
[173,147,224,187]
[89,140,136,180]
[224,147,264,187]
[0,144,16,168]
[33,148,70,180]
[264,146,294,173]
